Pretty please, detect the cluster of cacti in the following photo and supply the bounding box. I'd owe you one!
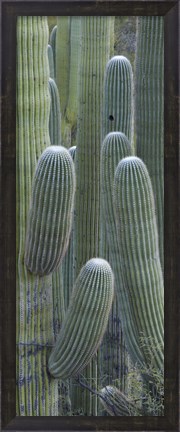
[16,14,164,417]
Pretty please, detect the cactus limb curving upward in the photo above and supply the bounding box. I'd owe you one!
[49,25,57,77]
[48,258,114,379]
[113,156,164,375]
[25,146,76,276]
[48,44,55,79]
[48,77,61,146]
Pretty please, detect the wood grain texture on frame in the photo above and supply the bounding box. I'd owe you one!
[1,0,179,430]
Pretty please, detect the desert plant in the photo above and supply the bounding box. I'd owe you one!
[48,258,114,379]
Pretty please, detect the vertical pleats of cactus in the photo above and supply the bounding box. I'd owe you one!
[56,17,70,118]
[16,16,60,416]
[99,386,141,416]
[135,17,164,271]
[48,77,61,146]
[25,146,76,276]
[62,146,76,311]
[103,55,133,144]
[48,258,114,379]
[49,25,57,77]
[100,132,132,389]
[66,17,82,129]
[113,156,164,373]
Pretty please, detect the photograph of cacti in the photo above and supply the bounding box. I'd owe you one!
[16,15,164,416]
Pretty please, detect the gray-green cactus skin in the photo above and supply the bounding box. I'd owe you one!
[73,18,113,414]
[113,156,164,374]
[66,17,82,129]
[48,77,61,146]
[16,16,60,416]
[103,55,133,144]
[100,132,132,389]
[48,258,114,379]
[25,146,76,276]
[62,145,76,310]
[48,44,55,79]
[49,25,57,78]
[56,17,70,119]
[135,17,164,271]
[99,386,141,416]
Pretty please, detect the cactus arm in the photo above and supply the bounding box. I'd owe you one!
[25,146,76,276]
[113,156,164,374]
[48,258,114,379]
[48,44,55,79]
[49,25,57,77]
[48,77,61,146]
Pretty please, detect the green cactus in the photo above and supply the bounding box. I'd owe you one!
[100,132,132,389]
[25,146,76,276]
[48,44,55,79]
[62,146,76,311]
[16,16,60,415]
[99,385,141,416]
[49,25,57,76]
[48,258,114,379]
[48,77,61,146]
[56,17,70,119]
[135,17,164,271]
[103,55,133,145]
[113,156,164,374]
[66,17,82,129]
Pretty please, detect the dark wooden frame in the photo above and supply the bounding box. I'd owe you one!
[1,0,179,430]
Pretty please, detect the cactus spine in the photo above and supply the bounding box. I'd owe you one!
[16,16,60,415]
[25,146,75,276]
[99,386,141,416]
[113,156,164,374]
[135,17,164,271]
[103,55,133,144]
[48,258,114,379]
[48,77,61,146]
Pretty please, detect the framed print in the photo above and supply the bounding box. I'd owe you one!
[1,0,179,430]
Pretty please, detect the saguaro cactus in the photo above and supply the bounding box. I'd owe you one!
[48,44,55,78]
[25,146,76,276]
[49,25,57,76]
[113,156,164,374]
[48,258,114,379]
[48,77,61,146]
[99,386,141,416]
[103,55,133,144]
[135,17,164,270]
[100,132,132,389]
[16,16,60,416]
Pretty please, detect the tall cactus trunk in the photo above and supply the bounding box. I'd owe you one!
[73,16,113,415]
[16,16,60,415]
[135,17,164,271]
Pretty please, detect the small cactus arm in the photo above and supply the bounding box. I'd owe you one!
[48,258,114,379]
[48,44,55,79]
[99,386,141,416]
[103,55,133,145]
[113,156,164,375]
[135,17,164,271]
[48,77,61,146]
[25,146,76,275]
[49,25,57,77]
